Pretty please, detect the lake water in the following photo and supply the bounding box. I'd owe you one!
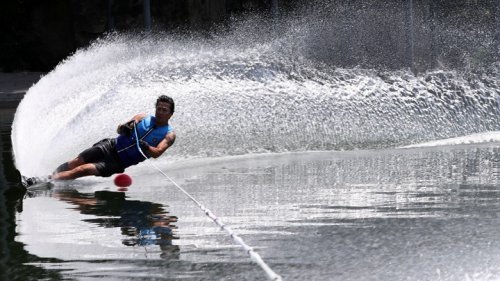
[3,106,500,280]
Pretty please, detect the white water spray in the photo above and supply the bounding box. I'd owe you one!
[11,27,500,177]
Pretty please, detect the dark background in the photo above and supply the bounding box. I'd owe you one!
[0,0,499,72]
[0,0,288,71]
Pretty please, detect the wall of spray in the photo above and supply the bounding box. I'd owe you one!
[10,15,500,176]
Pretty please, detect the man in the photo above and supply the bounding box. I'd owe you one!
[50,95,176,181]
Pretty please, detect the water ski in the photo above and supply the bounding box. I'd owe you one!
[21,176,52,189]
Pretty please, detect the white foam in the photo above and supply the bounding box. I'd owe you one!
[11,32,500,177]
[401,131,500,148]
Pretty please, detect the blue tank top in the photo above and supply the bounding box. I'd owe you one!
[115,115,173,168]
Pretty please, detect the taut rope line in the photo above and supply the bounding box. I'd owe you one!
[133,123,282,281]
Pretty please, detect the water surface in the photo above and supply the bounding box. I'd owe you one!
[4,111,500,280]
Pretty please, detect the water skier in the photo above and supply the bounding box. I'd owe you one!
[23,95,176,186]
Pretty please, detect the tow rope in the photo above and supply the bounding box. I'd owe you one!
[133,123,282,281]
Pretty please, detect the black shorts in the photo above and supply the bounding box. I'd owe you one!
[78,138,125,177]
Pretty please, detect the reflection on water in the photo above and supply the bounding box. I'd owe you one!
[5,145,500,280]
[26,188,180,259]
[169,146,500,281]
[281,146,500,223]
[163,145,500,230]
[1,109,65,280]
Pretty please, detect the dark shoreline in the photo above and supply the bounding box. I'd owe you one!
[0,72,44,109]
